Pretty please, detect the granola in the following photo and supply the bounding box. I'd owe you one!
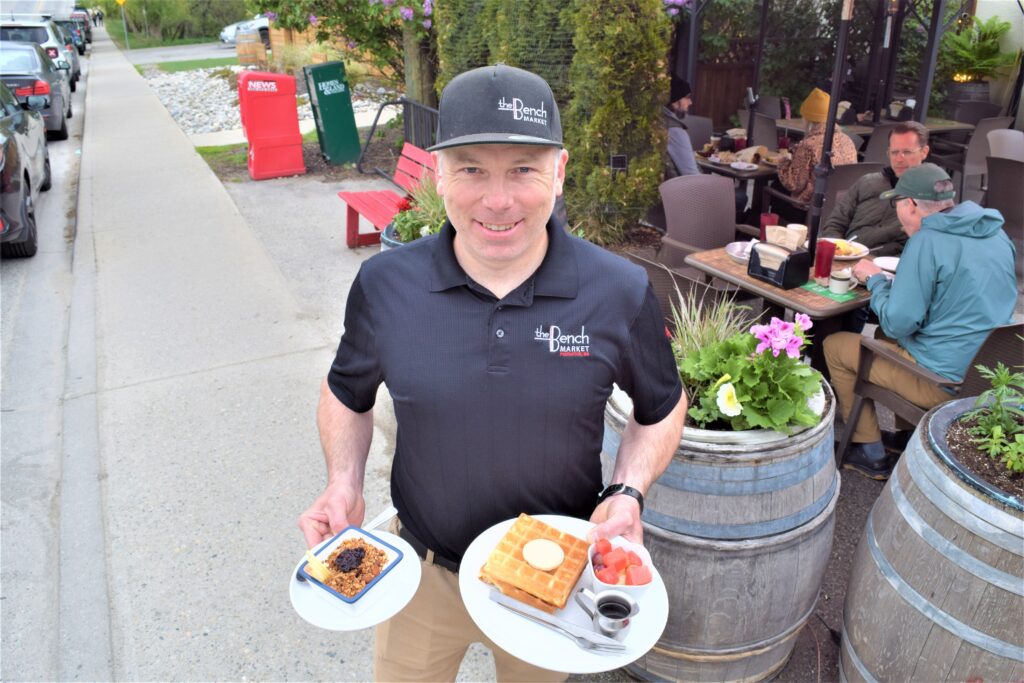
[323,538,388,597]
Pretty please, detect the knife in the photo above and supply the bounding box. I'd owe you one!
[488,590,626,649]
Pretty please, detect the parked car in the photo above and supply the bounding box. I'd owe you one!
[51,23,82,88]
[69,9,91,43]
[0,18,80,91]
[55,19,86,56]
[0,82,51,258]
[0,41,72,141]
[220,14,270,48]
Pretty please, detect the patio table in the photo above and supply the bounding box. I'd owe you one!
[696,157,778,217]
[776,117,974,140]
[685,246,874,372]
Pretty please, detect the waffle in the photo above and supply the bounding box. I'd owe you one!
[479,514,588,612]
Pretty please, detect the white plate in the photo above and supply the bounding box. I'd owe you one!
[725,240,756,264]
[289,530,421,631]
[730,161,758,171]
[873,256,899,273]
[819,237,869,261]
[459,515,669,674]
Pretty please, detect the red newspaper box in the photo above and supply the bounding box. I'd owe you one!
[237,71,305,180]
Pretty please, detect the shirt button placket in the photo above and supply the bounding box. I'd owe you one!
[487,304,510,372]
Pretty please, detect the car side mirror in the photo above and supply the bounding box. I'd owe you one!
[57,60,70,70]
[26,95,47,111]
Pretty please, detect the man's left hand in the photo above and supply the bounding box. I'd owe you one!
[853,259,882,283]
[588,494,642,544]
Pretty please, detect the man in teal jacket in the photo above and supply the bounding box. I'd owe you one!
[824,163,1017,479]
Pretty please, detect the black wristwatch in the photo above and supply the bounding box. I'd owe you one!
[597,483,645,513]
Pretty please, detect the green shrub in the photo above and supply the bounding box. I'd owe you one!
[562,0,669,245]
[967,361,1024,473]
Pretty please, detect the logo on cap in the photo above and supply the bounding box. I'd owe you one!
[498,96,549,126]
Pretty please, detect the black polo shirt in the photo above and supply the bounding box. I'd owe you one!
[327,219,682,563]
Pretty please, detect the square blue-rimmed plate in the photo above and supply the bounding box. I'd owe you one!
[297,526,404,604]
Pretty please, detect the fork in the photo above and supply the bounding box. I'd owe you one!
[492,601,626,654]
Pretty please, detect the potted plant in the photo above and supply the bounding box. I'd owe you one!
[942,14,1020,106]
[606,287,840,683]
[840,359,1023,682]
[381,176,446,251]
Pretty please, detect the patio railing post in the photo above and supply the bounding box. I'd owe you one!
[808,0,857,257]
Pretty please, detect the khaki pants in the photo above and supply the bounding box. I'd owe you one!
[824,332,952,443]
[374,527,566,682]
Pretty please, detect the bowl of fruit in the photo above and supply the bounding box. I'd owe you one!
[585,537,654,596]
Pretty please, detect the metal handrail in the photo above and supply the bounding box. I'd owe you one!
[355,96,438,177]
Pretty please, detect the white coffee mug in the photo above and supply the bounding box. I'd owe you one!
[830,270,852,294]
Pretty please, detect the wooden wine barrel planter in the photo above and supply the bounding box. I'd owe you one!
[236,31,267,68]
[603,385,840,681]
[840,398,1024,683]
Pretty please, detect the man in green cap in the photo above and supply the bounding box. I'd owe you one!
[824,163,1017,480]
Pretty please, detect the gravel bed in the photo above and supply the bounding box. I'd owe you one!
[143,65,395,136]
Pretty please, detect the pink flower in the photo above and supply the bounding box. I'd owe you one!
[751,317,804,358]
[422,18,432,28]
[795,313,812,331]
[399,5,414,20]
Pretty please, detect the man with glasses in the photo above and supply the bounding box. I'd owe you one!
[820,121,931,256]
[823,163,1016,480]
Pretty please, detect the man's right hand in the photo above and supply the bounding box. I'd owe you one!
[298,481,366,548]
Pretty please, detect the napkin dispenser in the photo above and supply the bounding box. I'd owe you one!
[747,242,812,289]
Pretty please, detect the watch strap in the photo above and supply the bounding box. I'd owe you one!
[597,483,644,513]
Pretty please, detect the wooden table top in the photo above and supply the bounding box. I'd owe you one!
[775,117,974,138]
[684,247,872,319]
[696,157,779,180]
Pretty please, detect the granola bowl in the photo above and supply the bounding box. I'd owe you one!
[298,526,404,604]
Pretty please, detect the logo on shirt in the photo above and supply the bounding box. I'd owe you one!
[534,324,590,357]
[498,96,549,126]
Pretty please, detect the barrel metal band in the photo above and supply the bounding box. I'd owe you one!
[840,628,879,683]
[907,444,1024,555]
[891,472,1024,596]
[866,507,1024,660]
[912,437,1024,536]
[603,426,834,496]
[641,476,838,539]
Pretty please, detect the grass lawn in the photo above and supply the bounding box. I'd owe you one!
[153,57,240,72]
[107,17,218,51]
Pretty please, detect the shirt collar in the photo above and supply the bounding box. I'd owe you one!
[429,216,579,299]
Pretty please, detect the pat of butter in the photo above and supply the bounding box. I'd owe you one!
[522,539,565,571]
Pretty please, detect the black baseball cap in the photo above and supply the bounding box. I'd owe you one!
[428,64,563,152]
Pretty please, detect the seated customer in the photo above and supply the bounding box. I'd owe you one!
[776,88,859,205]
[824,164,1017,480]
[663,80,699,177]
[820,121,931,257]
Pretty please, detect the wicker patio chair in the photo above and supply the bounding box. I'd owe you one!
[928,116,1013,197]
[984,156,1024,281]
[762,162,883,225]
[987,129,1024,162]
[861,124,898,164]
[835,322,1024,464]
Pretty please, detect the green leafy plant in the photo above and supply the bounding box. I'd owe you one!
[669,284,752,364]
[679,314,823,433]
[966,361,1024,472]
[390,176,446,243]
[942,15,1018,82]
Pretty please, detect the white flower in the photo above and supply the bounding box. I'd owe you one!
[716,382,742,417]
[419,225,432,238]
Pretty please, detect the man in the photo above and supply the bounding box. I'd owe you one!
[663,79,699,177]
[824,163,1016,480]
[820,121,931,256]
[302,65,687,681]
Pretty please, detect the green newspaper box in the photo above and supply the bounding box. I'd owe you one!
[302,61,361,165]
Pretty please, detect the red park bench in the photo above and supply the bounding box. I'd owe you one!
[338,143,435,248]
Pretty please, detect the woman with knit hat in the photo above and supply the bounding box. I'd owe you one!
[775,87,858,208]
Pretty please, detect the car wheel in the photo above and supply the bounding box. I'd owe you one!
[41,153,52,192]
[1,184,38,258]
[71,78,77,93]
[67,99,73,119]
[52,111,69,140]
[78,46,85,55]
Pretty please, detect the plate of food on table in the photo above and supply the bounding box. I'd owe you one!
[819,237,869,261]
[458,513,669,674]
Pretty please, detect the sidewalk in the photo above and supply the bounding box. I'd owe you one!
[60,27,431,681]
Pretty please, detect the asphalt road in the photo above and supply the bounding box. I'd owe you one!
[0,42,89,682]
[123,41,238,65]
